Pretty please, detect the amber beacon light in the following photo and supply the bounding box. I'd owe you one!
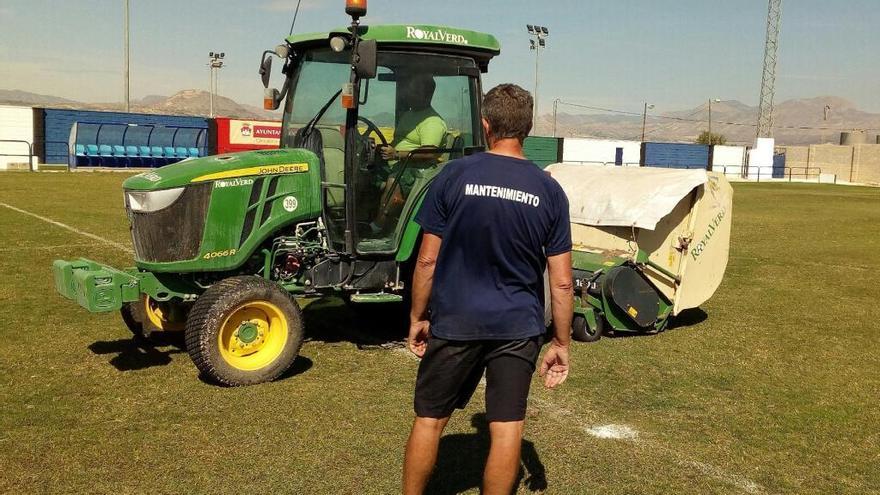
[345,0,367,17]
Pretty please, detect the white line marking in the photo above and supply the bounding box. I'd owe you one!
[0,202,133,254]
[529,395,765,494]
[586,424,639,440]
[0,243,95,252]
[394,347,420,361]
[674,458,765,495]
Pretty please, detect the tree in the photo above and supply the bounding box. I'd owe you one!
[696,131,727,146]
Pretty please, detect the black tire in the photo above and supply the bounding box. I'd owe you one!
[185,276,304,386]
[120,302,144,338]
[121,295,188,339]
[571,313,603,343]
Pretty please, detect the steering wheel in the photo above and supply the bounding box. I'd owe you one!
[357,116,389,147]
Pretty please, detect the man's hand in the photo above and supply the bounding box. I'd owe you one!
[380,145,398,161]
[538,341,570,388]
[408,320,431,358]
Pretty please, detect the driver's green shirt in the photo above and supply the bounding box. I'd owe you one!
[383,107,447,194]
[393,107,447,152]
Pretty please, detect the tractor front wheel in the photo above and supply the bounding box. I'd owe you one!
[121,295,187,338]
[185,276,304,386]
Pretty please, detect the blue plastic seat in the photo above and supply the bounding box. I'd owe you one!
[99,145,113,156]
[139,146,151,157]
[150,146,164,157]
[86,144,99,156]
[163,147,176,159]
[126,146,139,156]
[175,147,188,158]
[75,144,86,156]
[188,147,201,158]
[113,145,126,156]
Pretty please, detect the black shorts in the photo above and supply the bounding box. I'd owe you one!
[413,336,542,422]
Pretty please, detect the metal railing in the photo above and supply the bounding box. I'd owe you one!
[0,139,35,171]
[32,140,72,171]
[739,165,823,183]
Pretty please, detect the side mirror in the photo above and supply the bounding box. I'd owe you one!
[259,56,273,89]
[354,39,377,79]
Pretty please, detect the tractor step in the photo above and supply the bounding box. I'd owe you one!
[348,293,403,304]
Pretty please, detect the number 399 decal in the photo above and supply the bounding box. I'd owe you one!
[203,249,237,260]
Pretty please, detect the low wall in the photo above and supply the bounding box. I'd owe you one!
[777,144,880,185]
[562,138,641,166]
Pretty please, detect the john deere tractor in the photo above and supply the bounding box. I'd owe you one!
[53,3,501,385]
[54,2,734,386]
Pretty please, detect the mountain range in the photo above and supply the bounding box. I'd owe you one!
[2,89,878,146]
[0,89,278,120]
[538,96,880,146]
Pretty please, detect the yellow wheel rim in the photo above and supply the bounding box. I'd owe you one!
[143,296,184,332]
[218,301,289,371]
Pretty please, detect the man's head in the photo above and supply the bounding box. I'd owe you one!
[400,74,437,110]
[481,84,533,145]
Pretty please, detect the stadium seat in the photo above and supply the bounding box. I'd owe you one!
[113,145,126,156]
[75,144,86,156]
[86,144,99,156]
[163,147,177,159]
[126,145,139,156]
[175,147,188,159]
[188,147,200,158]
[150,146,164,158]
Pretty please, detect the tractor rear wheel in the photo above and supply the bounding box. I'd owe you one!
[185,276,304,386]
[571,314,603,343]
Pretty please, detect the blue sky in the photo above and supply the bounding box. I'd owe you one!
[0,0,877,114]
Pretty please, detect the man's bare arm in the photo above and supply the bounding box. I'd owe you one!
[410,233,442,322]
[548,251,573,346]
[540,251,573,388]
[408,232,442,357]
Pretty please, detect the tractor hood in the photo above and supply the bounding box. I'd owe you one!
[123,148,321,191]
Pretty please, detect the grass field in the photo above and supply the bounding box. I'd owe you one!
[0,172,877,494]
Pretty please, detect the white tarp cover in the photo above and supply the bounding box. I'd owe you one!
[545,163,709,230]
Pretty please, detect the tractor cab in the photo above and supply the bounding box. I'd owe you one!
[261,18,500,259]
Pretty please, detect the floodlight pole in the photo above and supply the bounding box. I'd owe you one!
[208,52,225,118]
[552,98,560,137]
[533,46,540,128]
[641,102,654,142]
[527,25,549,134]
[123,0,130,112]
[209,62,215,118]
[708,98,720,143]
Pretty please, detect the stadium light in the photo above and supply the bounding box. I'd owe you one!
[208,51,227,118]
[526,25,550,132]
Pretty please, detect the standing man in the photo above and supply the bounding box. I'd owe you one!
[402,84,573,495]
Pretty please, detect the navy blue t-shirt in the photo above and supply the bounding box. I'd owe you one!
[415,152,572,341]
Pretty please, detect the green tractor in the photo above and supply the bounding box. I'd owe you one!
[54,6,502,385]
[54,4,734,386]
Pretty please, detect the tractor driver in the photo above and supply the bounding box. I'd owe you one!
[370,73,448,235]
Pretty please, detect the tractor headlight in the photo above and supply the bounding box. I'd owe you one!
[126,187,186,213]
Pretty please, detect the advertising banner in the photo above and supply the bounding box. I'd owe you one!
[228,119,282,146]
